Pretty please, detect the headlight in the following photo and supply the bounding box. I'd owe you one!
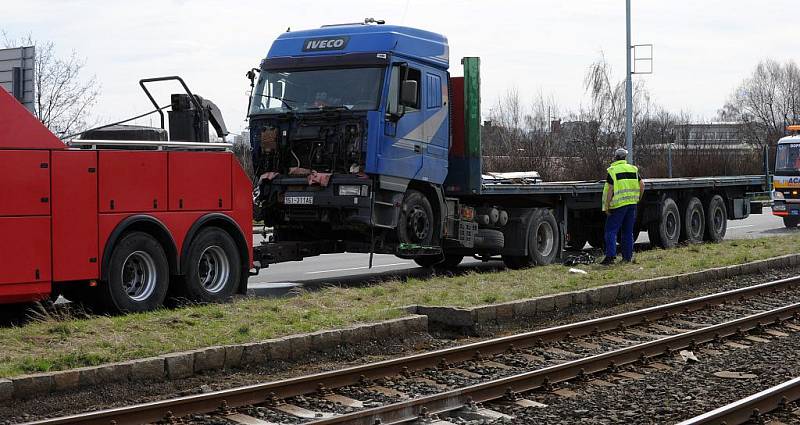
[773,190,785,200]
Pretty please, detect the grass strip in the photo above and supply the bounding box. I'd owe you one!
[1,233,800,378]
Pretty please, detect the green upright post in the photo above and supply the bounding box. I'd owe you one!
[462,57,482,194]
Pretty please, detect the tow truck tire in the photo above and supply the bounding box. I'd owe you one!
[783,217,800,228]
[100,232,169,313]
[648,197,681,249]
[183,228,242,303]
[704,195,728,242]
[398,190,435,246]
[474,228,505,252]
[681,197,705,243]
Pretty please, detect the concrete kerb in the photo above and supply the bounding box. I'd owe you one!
[1,314,430,401]
[418,253,800,329]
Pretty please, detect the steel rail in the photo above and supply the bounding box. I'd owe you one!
[25,276,800,425]
[307,303,800,425]
[676,376,800,425]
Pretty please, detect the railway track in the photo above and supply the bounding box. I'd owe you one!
[677,376,800,425]
[25,275,800,425]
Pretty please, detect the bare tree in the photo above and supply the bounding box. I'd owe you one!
[718,59,800,146]
[3,32,100,138]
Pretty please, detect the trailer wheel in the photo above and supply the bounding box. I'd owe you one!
[681,197,705,243]
[783,216,800,228]
[100,232,169,313]
[183,227,242,303]
[398,190,434,246]
[502,209,559,269]
[704,195,727,242]
[648,197,681,249]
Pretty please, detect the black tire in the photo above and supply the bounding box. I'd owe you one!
[704,195,728,242]
[680,197,705,243]
[398,190,435,246]
[474,228,505,252]
[182,228,242,303]
[783,216,800,228]
[649,197,681,249]
[99,231,169,313]
[530,209,559,265]
[502,209,559,269]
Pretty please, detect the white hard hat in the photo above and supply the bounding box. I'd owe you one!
[614,148,628,160]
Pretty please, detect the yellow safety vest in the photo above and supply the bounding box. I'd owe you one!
[602,160,641,211]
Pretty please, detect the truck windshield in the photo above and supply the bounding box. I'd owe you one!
[249,67,384,114]
[776,143,800,175]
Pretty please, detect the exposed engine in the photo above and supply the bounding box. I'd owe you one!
[250,114,366,177]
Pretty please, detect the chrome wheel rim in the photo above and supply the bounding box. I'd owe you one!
[121,251,158,302]
[197,246,230,294]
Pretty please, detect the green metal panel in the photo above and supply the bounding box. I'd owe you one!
[444,57,482,196]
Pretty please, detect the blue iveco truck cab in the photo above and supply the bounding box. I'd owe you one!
[249,20,765,270]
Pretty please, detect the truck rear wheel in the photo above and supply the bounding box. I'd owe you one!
[183,228,241,303]
[100,231,169,313]
[704,195,727,242]
[783,216,800,228]
[648,197,681,249]
[398,190,434,246]
[681,197,705,243]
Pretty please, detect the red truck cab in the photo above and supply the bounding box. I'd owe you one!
[0,86,253,313]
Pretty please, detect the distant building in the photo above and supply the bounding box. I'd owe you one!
[673,122,749,149]
[233,129,250,145]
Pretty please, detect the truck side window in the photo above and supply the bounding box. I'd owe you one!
[426,73,442,109]
[387,65,421,114]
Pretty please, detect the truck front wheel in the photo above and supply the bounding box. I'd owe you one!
[183,228,242,303]
[100,232,169,313]
[398,190,435,246]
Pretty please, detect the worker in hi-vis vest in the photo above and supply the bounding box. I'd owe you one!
[601,148,645,265]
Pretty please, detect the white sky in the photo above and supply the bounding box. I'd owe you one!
[4,0,798,134]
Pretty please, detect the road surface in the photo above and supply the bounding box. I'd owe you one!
[248,212,793,295]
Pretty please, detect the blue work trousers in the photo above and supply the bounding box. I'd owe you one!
[605,204,637,261]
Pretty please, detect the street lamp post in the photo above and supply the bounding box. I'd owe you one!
[625,0,634,163]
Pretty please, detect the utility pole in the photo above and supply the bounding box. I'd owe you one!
[625,0,634,163]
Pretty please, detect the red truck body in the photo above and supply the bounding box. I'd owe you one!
[0,88,252,307]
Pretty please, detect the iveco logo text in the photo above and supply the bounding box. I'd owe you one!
[302,37,349,52]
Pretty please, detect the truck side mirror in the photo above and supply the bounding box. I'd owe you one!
[400,80,418,108]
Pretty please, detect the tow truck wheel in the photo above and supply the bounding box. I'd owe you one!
[398,190,435,246]
[680,197,705,243]
[783,216,799,228]
[183,228,241,303]
[101,232,169,313]
[704,195,728,242]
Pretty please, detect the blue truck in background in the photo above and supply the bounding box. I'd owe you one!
[249,20,766,271]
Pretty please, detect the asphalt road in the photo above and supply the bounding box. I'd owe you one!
[248,212,792,295]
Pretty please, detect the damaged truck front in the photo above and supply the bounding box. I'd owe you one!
[249,23,469,267]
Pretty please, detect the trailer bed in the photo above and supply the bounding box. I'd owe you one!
[479,175,767,196]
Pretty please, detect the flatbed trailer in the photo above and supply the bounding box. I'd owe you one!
[248,22,768,271]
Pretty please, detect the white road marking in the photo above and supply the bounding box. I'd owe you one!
[306,262,412,275]
[728,225,756,230]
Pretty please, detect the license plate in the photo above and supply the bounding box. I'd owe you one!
[285,196,314,205]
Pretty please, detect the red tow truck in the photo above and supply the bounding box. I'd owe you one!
[0,78,253,313]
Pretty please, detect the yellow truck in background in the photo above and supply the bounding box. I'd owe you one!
[772,125,800,227]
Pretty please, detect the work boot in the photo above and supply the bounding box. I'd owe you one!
[599,256,616,266]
